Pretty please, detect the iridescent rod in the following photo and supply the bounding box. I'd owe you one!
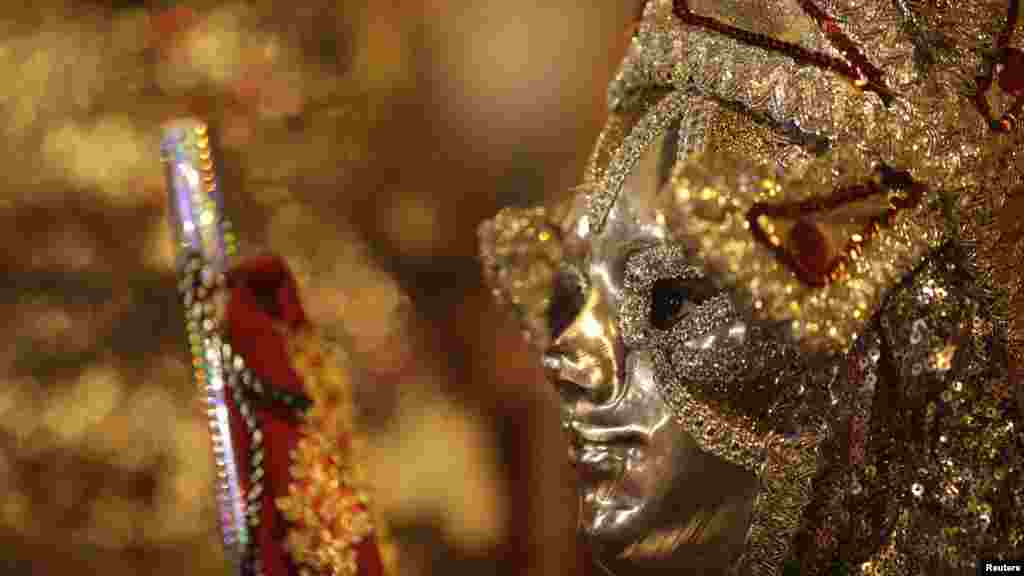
[162,118,247,568]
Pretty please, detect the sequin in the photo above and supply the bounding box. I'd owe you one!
[850,476,863,495]
[863,372,877,393]
[910,319,927,345]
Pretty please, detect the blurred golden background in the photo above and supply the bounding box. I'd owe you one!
[0,1,642,574]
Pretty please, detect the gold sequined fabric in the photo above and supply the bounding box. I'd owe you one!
[478,0,1024,573]
[478,207,563,351]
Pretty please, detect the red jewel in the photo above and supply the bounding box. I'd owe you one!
[788,218,834,282]
[747,165,925,287]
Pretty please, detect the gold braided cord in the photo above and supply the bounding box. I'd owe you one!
[277,328,399,576]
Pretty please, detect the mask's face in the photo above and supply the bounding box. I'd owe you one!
[543,121,761,557]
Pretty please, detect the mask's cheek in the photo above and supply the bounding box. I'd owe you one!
[612,445,669,508]
[576,445,672,534]
[578,475,658,542]
[578,425,701,546]
[654,315,796,425]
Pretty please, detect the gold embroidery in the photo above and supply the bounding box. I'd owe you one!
[275,328,397,575]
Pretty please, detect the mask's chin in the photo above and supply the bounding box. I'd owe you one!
[578,480,658,546]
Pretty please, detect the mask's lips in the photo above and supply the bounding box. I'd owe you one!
[573,438,637,510]
[568,426,645,478]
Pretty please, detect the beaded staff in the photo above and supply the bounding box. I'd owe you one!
[163,118,395,576]
[162,117,248,567]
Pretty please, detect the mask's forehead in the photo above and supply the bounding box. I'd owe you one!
[562,114,676,273]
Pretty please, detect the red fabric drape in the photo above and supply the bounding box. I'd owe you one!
[224,254,383,576]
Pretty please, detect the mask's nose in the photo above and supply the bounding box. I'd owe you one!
[543,286,625,408]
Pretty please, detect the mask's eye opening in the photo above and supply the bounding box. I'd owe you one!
[649,276,717,331]
[548,269,586,340]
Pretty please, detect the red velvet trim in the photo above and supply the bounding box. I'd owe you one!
[226,255,308,396]
[230,254,307,327]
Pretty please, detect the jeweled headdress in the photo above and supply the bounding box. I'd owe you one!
[480,1,1024,573]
